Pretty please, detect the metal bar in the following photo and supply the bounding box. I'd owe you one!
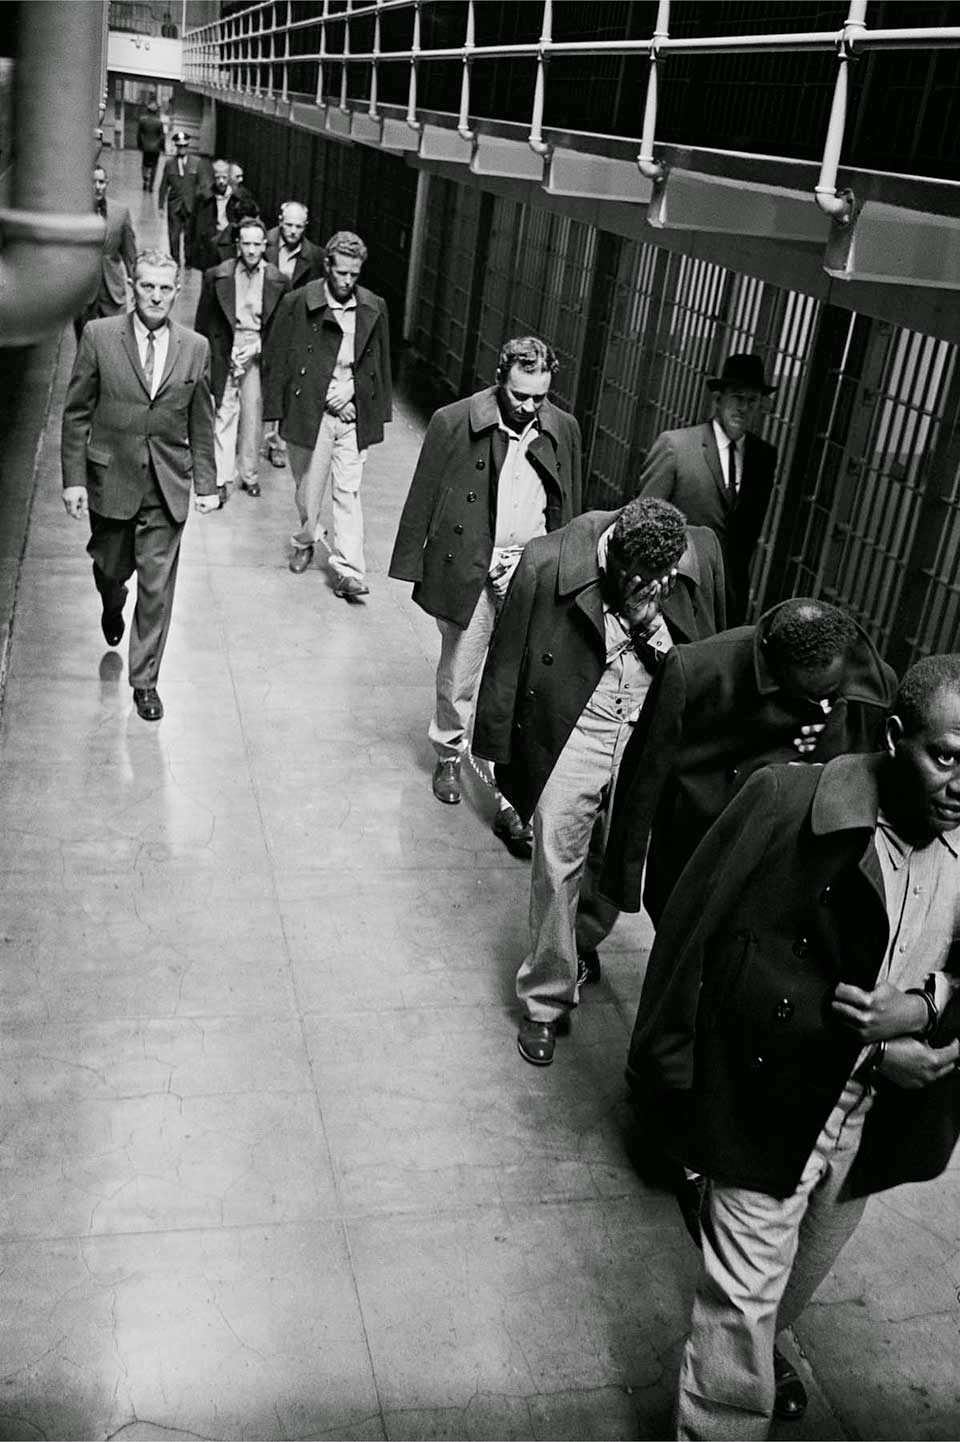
[317,0,330,107]
[457,0,475,141]
[281,0,291,103]
[368,1,381,118]
[340,0,352,111]
[815,0,869,222]
[406,1,421,133]
[638,0,669,181]
[529,0,553,156]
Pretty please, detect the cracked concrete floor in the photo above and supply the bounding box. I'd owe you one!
[2,153,960,1441]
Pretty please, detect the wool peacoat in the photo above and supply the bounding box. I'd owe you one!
[601,603,897,923]
[472,510,727,823]
[639,420,776,623]
[264,228,323,289]
[262,280,392,453]
[193,259,290,408]
[389,387,583,629]
[626,753,960,1200]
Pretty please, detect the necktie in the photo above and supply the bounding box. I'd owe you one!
[178,158,184,178]
[96,199,106,218]
[144,330,156,393]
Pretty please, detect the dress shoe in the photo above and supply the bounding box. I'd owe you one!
[432,758,461,805]
[289,545,313,574]
[217,485,228,508]
[493,805,533,859]
[132,686,164,721]
[517,1016,557,1066]
[240,480,261,497]
[773,1346,808,1421]
[268,443,287,469]
[576,948,602,989]
[100,608,125,648]
[334,575,370,599]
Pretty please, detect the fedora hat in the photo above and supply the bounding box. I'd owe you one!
[706,352,776,395]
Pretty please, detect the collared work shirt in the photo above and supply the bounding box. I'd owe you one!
[234,260,265,335]
[712,418,744,496]
[873,810,960,1009]
[493,416,547,549]
[277,242,302,279]
[323,282,357,412]
[132,313,168,399]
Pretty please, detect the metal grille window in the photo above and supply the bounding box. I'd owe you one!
[412,177,482,394]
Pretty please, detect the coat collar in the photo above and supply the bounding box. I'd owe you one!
[752,600,895,707]
[811,754,885,835]
[303,279,378,357]
[468,386,564,447]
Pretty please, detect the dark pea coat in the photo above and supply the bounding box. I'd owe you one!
[626,753,960,1201]
[601,604,897,924]
[264,227,323,289]
[389,388,583,629]
[193,259,290,408]
[639,421,776,623]
[472,510,727,823]
[262,280,392,453]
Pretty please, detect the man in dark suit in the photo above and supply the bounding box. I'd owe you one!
[61,250,219,722]
[74,165,137,340]
[191,158,260,274]
[135,101,165,193]
[628,653,960,1437]
[158,131,202,269]
[194,216,288,501]
[264,230,392,599]
[602,597,897,926]
[639,352,777,623]
[390,336,583,856]
[473,497,726,1065]
[261,200,321,469]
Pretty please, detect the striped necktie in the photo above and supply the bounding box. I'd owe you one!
[144,330,156,392]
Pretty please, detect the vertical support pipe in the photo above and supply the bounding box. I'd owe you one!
[282,0,291,103]
[637,0,669,179]
[369,2,381,117]
[340,0,352,111]
[265,2,275,99]
[457,0,475,140]
[316,0,330,107]
[815,0,869,219]
[529,0,553,155]
[406,0,422,131]
[403,169,432,342]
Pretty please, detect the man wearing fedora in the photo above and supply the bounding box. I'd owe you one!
[639,352,777,624]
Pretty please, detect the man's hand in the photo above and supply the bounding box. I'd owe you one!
[195,493,220,514]
[832,980,929,1041]
[63,486,89,520]
[621,568,678,634]
[877,1036,960,1089]
[793,721,827,755]
[327,397,357,424]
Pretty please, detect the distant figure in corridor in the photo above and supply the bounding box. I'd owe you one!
[389,336,582,859]
[61,251,219,722]
[74,165,137,340]
[135,101,164,194]
[628,653,960,1438]
[602,598,897,926]
[158,131,201,268]
[639,352,777,623]
[265,230,392,599]
[473,498,725,1067]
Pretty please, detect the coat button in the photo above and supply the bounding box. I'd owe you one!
[306,345,313,352]
[475,459,485,470]
[820,885,832,903]
[453,523,463,535]
[444,553,454,563]
[750,1054,766,1071]
[542,652,554,665]
[774,998,795,1023]
[294,387,302,397]
[793,937,810,959]
[466,491,478,503]
[299,366,307,376]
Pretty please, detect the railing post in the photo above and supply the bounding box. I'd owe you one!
[458,0,475,141]
[529,0,553,155]
[638,0,669,180]
[815,0,869,222]
[368,1,381,118]
[265,2,275,100]
[340,0,352,111]
[316,0,330,107]
[406,0,422,132]
[281,0,291,103]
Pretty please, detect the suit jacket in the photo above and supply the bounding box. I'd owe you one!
[264,227,322,289]
[263,280,392,453]
[60,314,216,524]
[472,512,727,822]
[639,421,777,623]
[136,113,164,155]
[158,154,202,219]
[82,199,137,318]
[602,603,897,923]
[626,754,960,1200]
[193,259,290,407]
[389,388,583,629]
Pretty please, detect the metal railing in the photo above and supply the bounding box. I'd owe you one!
[184,1,960,214]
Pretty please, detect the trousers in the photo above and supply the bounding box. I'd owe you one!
[166,208,191,269]
[87,473,185,689]
[215,359,262,491]
[287,412,366,581]
[430,580,511,799]
[675,1081,871,1440]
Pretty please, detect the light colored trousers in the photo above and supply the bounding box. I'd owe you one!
[675,1080,871,1440]
[287,412,366,582]
[430,580,507,800]
[215,359,262,491]
[517,707,632,1023]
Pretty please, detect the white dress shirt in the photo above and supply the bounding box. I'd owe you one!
[324,283,358,412]
[712,418,744,496]
[132,313,169,399]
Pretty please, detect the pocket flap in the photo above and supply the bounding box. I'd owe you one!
[86,444,111,466]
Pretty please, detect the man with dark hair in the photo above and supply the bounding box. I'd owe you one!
[264,230,392,598]
[602,597,897,926]
[473,497,726,1065]
[61,251,219,722]
[639,352,778,623]
[194,216,288,503]
[390,336,583,856]
[74,166,137,340]
[135,101,164,193]
[158,132,201,269]
[628,652,960,1438]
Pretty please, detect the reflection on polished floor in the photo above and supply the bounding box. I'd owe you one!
[1,154,959,1442]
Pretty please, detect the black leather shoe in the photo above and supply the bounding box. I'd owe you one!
[334,575,370,599]
[432,758,461,805]
[289,545,313,575]
[241,481,261,497]
[493,806,533,859]
[101,608,125,647]
[773,1346,808,1421]
[132,687,164,721]
[217,485,228,508]
[576,948,602,988]
[517,1017,557,1066]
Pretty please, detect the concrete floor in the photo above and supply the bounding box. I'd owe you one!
[1,153,959,1442]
